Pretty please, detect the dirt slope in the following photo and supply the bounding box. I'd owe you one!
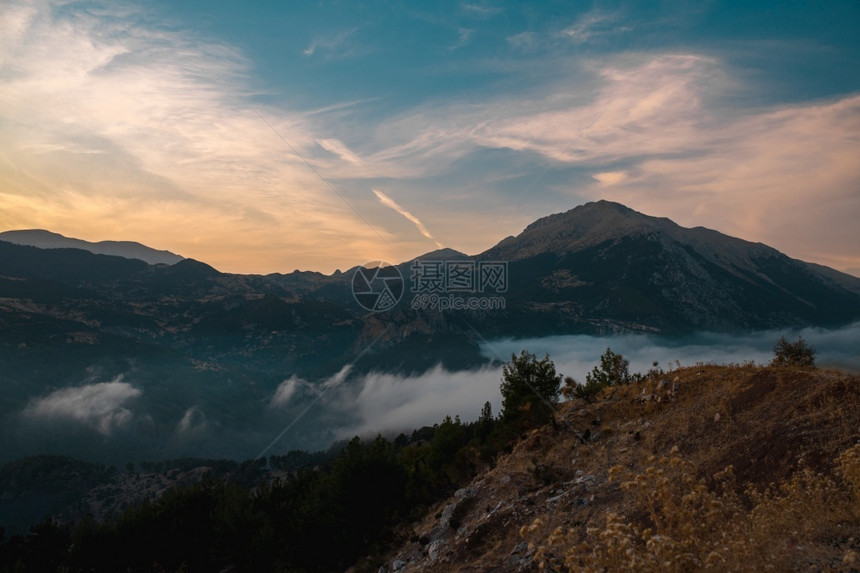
[376,365,860,572]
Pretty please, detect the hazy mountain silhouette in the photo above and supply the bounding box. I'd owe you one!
[0,229,184,265]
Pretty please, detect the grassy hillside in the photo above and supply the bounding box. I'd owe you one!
[383,364,860,572]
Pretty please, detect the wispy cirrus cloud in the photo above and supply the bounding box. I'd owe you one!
[562,9,628,44]
[2,1,857,276]
[0,0,390,273]
[460,3,503,19]
[471,54,716,161]
[357,54,860,273]
[506,31,536,51]
[448,28,473,51]
[302,28,359,58]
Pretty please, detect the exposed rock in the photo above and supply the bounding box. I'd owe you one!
[511,541,529,555]
[439,503,456,529]
[427,539,447,562]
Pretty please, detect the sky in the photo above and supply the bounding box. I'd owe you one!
[1,0,858,275]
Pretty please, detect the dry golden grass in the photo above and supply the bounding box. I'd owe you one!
[517,365,860,572]
[385,365,860,572]
[525,443,860,572]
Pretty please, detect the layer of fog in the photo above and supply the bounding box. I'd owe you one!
[332,322,860,441]
[22,375,141,435]
[271,366,352,409]
[330,364,505,439]
[7,322,857,464]
[485,322,860,385]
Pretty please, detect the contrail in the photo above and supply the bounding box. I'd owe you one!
[373,189,443,249]
[317,138,363,165]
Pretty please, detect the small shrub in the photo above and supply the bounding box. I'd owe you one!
[772,336,815,368]
[586,348,630,387]
[563,375,605,403]
[500,351,562,428]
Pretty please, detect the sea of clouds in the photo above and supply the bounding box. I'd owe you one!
[8,322,858,463]
[330,321,860,441]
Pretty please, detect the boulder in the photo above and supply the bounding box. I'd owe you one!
[428,539,446,562]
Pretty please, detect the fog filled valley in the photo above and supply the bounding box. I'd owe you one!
[5,324,859,467]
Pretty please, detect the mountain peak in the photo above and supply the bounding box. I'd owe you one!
[408,247,469,261]
[526,200,673,232]
[475,199,860,331]
[483,200,678,261]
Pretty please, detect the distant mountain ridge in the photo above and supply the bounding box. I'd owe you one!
[484,201,857,288]
[0,229,184,265]
[476,200,860,333]
[1,200,859,464]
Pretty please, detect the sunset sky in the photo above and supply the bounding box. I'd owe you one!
[1,1,858,275]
